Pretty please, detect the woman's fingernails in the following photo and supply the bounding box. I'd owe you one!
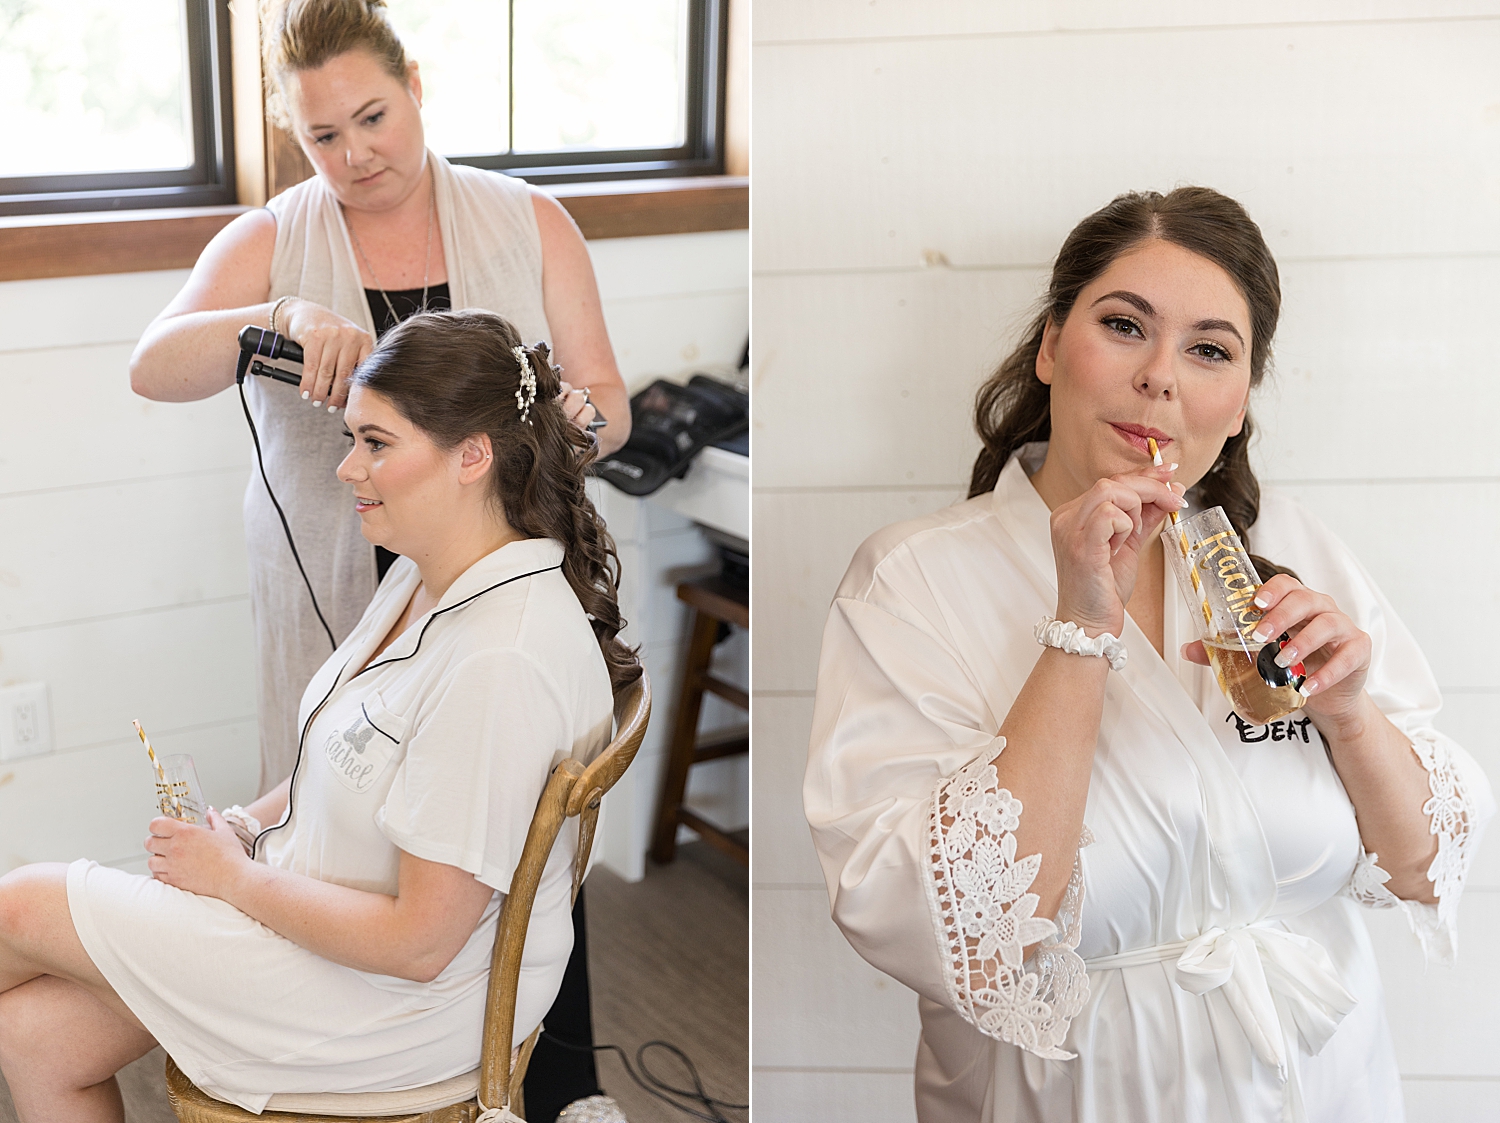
[312,400,322,407]
[1252,594,1269,608]
[1275,646,1298,668]
[1251,627,1269,643]
[1178,496,1190,508]
[1299,680,1317,697]
[1168,462,1179,472]
[328,405,338,413]
[301,390,310,400]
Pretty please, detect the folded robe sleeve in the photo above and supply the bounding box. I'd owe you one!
[804,558,1090,1060]
[1327,549,1496,964]
[1256,498,1497,965]
[377,648,570,893]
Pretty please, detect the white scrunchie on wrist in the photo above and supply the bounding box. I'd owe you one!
[1035,615,1128,672]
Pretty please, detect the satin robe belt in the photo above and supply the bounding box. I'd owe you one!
[1085,926,1358,1120]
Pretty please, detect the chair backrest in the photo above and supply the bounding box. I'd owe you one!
[476,671,652,1117]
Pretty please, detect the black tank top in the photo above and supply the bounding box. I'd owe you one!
[367,284,453,581]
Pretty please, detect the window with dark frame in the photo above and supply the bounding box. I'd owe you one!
[0,0,235,216]
[1,0,728,219]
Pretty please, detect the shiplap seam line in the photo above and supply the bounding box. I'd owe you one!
[0,337,144,358]
[0,464,247,502]
[753,1065,914,1075]
[753,478,1500,495]
[752,483,966,495]
[753,12,1500,49]
[0,593,250,637]
[603,286,750,302]
[9,713,256,762]
[753,249,1500,280]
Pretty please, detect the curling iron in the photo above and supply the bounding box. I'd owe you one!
[236,325,304,386]
[234,324,607,429]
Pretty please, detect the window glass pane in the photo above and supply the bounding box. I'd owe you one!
[385,0,509,159]
[0,0,190,177]
[513,0,687,153]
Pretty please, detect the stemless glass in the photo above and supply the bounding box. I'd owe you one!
[1162,507,1306,726]
[156,753,210,825]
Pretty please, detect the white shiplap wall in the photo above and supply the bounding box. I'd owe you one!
[751,5,1500,1121]
[0,226,748,880]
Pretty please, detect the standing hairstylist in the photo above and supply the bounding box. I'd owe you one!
[130,0,630,792]
[128,2,630,1119]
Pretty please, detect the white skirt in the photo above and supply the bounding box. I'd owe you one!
[67,860,496,1113]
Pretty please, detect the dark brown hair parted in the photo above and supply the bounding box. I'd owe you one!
[968,186,1294,580]
[351,310,642,691]
[260,0,409,130]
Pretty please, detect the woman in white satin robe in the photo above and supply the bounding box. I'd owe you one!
[804,189,1493,1123]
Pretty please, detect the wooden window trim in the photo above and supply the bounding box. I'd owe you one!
[0,176,747,283]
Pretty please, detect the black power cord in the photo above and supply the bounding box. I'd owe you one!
[237,379,338,652]
[540,1032,747,1123]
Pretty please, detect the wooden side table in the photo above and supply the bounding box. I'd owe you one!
[649,574,749,866]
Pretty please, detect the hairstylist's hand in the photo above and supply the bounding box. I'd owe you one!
[1050,464,1185,636]
[279,298,374,412]
[145,808,252,900]
[1182,574,1372,734]
[556,379,598,432]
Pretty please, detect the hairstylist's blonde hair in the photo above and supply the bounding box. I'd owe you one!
[260,0,408,129]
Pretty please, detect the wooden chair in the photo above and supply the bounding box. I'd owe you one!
[164,672,652,1123]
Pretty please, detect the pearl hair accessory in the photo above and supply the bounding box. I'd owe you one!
[1035,615,1128,672]
[512,345,537,424]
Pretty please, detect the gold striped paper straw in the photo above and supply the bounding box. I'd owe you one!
[1148,438,1214,632]
[133,718,182,819]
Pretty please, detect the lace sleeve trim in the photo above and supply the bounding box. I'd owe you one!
[1342,730,1476,965]
[924,740,1092,1059]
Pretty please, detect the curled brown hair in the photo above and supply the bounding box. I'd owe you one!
[260,0,409,130]
[969,186,1294,579]
[351,310,642,691]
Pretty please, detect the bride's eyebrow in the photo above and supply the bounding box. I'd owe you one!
[1193,317,1245,347]
[1090,290,1155,318]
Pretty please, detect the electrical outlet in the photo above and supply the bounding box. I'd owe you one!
[0,683,53,761]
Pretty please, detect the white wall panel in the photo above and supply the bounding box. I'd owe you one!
[752,1069,917,1123]
[1402,1077,1500,1122]
[603,291,749,388]
[752,694,823,887]
[751,269,1039,489]
[1367,893,1500,1075]
[1274,481,1499,693]
[755,2,1500,44]
[752,887,923,1069]
[752,489,963,693]
[0,601,256,751]
[1255,257,1500,482]
[754,24,1500,273]
[0,344,249,496]
[0,471,247,631]
[588,230,749,302]
[0,270,189,354]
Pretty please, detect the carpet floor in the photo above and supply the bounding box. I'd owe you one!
[0,841,747,1123]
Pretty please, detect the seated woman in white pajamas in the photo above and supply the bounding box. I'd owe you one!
[804,188,1493,1123]
[0,309,634,1122]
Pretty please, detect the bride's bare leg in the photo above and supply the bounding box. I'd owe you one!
[0,976,156,1123]
[0,864,156,1123]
